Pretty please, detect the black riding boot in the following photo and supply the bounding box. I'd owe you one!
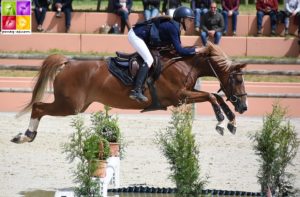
[129,63,149,102]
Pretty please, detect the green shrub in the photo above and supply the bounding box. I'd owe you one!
[251,102,299,196]
[83,134,110,161]
[91,106,121,143]
[156,104,206,197]
[62,115,102,197]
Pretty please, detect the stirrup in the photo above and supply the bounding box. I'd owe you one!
[129,90,148,102]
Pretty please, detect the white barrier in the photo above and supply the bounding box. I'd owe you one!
[55,157,120,197]
[97,157,120,197]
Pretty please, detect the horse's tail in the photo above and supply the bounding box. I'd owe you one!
[17,54,68,117]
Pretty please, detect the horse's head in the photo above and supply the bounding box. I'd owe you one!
[223,62,248,114]
[200,42,248,114]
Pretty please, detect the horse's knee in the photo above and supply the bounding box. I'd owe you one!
[220,103,235,121]
[208,93,218,104]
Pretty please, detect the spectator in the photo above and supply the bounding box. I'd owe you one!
[114,0,132,34]
[33,0,51,32]
[221,0,239,36]
[200,2,224,46]
[52,0,73,33]
[256,0,278,36]
[162,0,181,17]
[191,0,211,32]
[143,0,160,21]
[279,0,300,37]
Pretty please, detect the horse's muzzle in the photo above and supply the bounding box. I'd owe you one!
[235,102,247,114]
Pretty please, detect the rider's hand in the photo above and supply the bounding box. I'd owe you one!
[195,47,203,54]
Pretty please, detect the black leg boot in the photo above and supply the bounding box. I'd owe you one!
[129,63,149,102]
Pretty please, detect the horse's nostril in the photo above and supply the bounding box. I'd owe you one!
[243,106,247,111]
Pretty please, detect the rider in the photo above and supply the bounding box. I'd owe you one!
[127,6,203,102]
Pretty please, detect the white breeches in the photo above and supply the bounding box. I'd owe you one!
[128,28,154,67]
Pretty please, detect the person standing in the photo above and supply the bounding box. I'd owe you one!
[114,0,132,33]
[221,0,240,36]
[52,0,73,33]
[191,0,211,32]
[200,2,224,46]
[256,0,278,36]
[143,0,160,21]
[33,0,51,32]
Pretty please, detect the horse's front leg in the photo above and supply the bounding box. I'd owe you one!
[213,93,237,134]
[180,90,225,135]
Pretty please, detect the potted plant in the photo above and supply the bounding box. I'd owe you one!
[91,106,121,157]
[83,134,110,178]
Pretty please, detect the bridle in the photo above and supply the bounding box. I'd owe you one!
[206,58,247,103]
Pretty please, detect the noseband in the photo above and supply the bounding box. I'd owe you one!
[206,59,247,102]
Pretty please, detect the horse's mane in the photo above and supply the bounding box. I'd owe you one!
[158,41,232,71]
[205,41,232,72]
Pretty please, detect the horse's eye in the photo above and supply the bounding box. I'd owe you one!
[235,75,243,83]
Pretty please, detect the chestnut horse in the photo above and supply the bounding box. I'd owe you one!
[11,42,247,143]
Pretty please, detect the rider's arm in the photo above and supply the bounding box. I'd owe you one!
[168,24,196,56]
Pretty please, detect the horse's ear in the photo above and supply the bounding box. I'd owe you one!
[232,62,247,70]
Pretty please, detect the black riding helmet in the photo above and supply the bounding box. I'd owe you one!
[173,6,194,31]
[173,6,195,22]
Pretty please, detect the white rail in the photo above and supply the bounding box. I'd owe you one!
[54,157,120,197]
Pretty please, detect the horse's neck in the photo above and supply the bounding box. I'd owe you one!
[158,51,226,80]
[193,56,229,79]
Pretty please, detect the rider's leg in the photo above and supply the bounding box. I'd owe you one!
[130,62,149,102]
[128,29,154,102]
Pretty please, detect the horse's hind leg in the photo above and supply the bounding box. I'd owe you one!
[11,99,82,144]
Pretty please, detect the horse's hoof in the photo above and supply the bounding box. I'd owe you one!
[11,133,22,144]
[216,125,224,136]
[227,123,237,135]
[10,131,36,144]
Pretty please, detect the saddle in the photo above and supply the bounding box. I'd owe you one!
[108,51,162,86]
[108,50,166,112]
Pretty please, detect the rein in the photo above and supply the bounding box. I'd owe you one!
[206,58,247,103]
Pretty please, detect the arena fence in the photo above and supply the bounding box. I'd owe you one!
[1,54,300,98]
[1,87,300,99]
[1,64,300,76]
[0,53,300,64]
